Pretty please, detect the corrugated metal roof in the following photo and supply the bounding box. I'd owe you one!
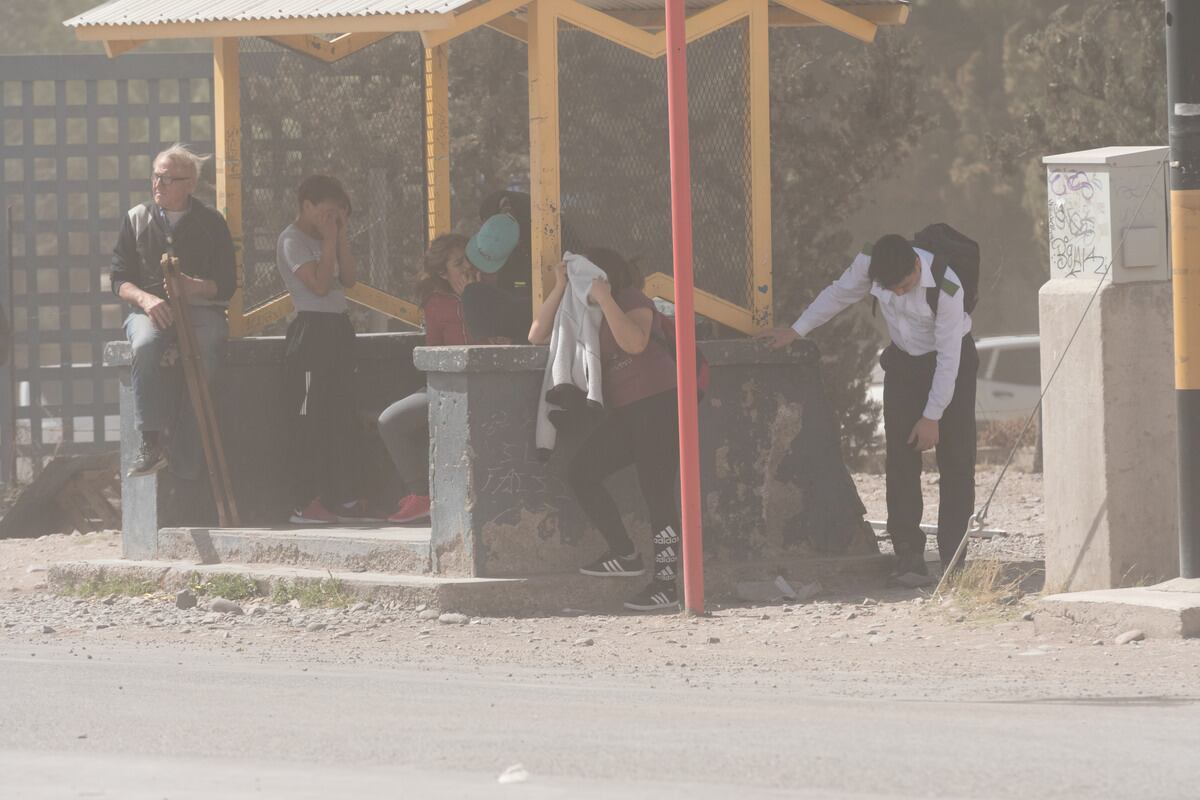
[65,0,473,28]
[66,0,907,28]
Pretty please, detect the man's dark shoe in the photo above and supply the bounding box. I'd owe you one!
[888,551,931,588]
[128,438,167,478]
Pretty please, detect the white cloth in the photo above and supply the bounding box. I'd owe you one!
[535,252,608,452]
[791,247,972,421]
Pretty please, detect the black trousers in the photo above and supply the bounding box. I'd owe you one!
[882,336,979,566]
[461,282,532,343]
[282,311,365,509]
[567,390,681,585]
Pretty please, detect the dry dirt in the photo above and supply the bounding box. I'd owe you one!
[2,470,1197,704]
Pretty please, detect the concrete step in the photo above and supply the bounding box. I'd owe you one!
[48,559,527,616]
[157,526,432,575]
[1038,579,1200,639]
[48,552,894,617]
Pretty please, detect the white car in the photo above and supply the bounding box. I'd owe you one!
[866,335,1041,436]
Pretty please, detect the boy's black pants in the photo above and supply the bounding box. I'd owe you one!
[282,311,365,509]
[881,336,978,567]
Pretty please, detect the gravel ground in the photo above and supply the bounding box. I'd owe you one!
[10,468,1187,706]
[853,465,1045,562]
[2,462,1196,707]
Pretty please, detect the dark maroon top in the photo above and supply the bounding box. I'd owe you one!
[599,287,677,408]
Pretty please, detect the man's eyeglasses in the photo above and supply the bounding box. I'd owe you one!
[152,173,191,186]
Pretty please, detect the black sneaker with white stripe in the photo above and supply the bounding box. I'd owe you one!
[579,552,645,577]
[623,583,679,612]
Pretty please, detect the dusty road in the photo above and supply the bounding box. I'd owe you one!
[5,470,1200,798]
[3,639,1199,800]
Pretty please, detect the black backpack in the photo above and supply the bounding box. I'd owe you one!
[911,223,980,315]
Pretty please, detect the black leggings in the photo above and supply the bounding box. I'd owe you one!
[567,390,681,584]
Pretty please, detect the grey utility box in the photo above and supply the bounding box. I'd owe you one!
[1042,146,1170,284]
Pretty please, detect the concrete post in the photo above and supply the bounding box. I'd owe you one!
[1040,146,1178,592]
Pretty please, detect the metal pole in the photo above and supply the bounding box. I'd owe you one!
[1168,0,1200,579]
[1,205,14,486]
[664,0,704,612]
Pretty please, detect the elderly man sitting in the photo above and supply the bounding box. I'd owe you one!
[110,144,237,478]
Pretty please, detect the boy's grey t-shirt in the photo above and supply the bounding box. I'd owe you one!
[276,223,348,313]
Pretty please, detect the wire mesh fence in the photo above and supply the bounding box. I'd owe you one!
[238,35,428,314]
[558,21,752,310]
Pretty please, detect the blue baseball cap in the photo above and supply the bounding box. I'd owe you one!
[465,213,520,274]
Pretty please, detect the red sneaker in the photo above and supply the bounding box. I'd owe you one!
[336,498,380,523]
[290,498,338,525]
[387,494,431,524]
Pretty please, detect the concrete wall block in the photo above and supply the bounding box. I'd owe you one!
[1040,279,1179,592]
[424,340,875,579]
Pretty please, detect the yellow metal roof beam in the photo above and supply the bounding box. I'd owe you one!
[267,32,396,62]
[555,0,754,59]
[421,0,529,48]
[486,14,529,42]
[604,3,907,31]
[103,39,146,57]
[642,273,757,334]
[74,14,452,43]
[771,0,876,41]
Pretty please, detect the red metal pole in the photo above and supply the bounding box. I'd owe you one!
[664,0,704,613]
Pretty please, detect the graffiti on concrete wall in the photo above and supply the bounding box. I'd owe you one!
[1047,169,1110,279]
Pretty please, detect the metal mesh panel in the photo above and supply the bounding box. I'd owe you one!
[238,36,427,312]
[558,22,752,309]
[0,54,214,482]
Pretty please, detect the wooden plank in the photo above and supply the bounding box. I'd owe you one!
[213,38,247,338]
[485,15,528,43]
[604,3,908,30]
[642,273,756,333]
[771,0,877,41]
[421,0,530,48]
[425,44,451,242]
[103,39,146,58]
[241,294,295,333]
[345,284,423,326]
[748,0,773,327]
[267,32,395,62]
[527,0,562,308]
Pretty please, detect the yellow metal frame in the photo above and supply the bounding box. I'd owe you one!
[425,44,452,242]
[84,0,905,337]
[268,32,396,61]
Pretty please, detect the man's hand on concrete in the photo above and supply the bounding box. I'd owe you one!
[756,327,800,349]
[908,417,939,452]
[142,294,173,330]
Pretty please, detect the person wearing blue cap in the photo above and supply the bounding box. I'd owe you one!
[460,212,529,343]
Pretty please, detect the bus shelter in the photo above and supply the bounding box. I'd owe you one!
[65,0,910,337]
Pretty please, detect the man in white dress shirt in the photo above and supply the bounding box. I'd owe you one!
[759,234,979,587]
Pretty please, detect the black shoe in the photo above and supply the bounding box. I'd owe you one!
[128,438,167,477]
[888,551,931,588]
[624,583,680,612]
[579,552,645,577]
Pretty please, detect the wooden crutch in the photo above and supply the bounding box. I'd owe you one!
[161,254,240,527]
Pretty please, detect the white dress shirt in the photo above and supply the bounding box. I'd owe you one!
[791,247,972,421]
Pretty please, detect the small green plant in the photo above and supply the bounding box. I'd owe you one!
[60,572,159,598]
[190,573,262,601]
[270,578,352,608]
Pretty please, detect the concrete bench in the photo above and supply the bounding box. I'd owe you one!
[108,334,876,580]
[418,340,876,578]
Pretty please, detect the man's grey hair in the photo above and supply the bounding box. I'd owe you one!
[154,143,210,180]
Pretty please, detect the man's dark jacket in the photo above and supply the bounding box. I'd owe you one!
[110,198,237,303]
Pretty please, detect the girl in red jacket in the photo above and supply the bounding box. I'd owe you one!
[378,234,476,523]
